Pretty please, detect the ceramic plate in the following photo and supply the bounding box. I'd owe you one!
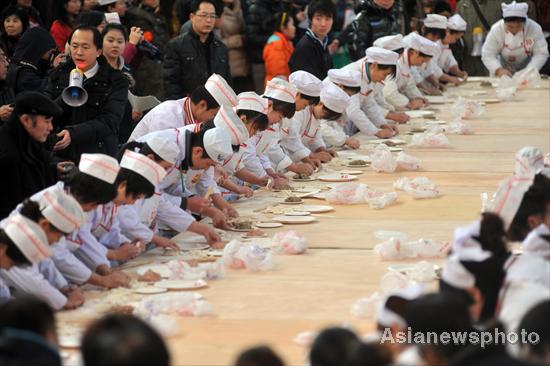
[339,170,363,175]
[285,211,311,216]
[228,226,255,232]
[134,286,168,295]
[466,76,492,82]
[293,187,319,194]
[136,264,171,278]
[426,96,450,104]
[280,200,304,205]
[299,205,334,213]
[424,120,447,125]
[254,222,284,228]
[346,163,370,168]
[318,174,358,182]
[272,216,317,224]
[389,147,403,152]
[292,177,317,182]
[405,110,436,118]
[476,98,501,103]
[155,279,208,290]
[388,138,407,145]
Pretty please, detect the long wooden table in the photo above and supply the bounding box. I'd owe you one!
[59,81,550,366]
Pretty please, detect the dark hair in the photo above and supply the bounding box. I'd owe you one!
[190,85,220,110]
[504,16,527,23]
[267,97,296,119]
[342,85,361,95]
[449,29,465,36]
[190,0,219,14]
[298,93,321,105]
[310,327,361,366]
[422,27,446,40]
[114,168,155,200]
[518,300,550,358]
[81,313,170,366]
[190,123,213,159]
[368,62,397,77]
[237,109,268,132]
[18,199,44,224]
[68,24,103,49]
[234,345,285,366]
[102,22,128,41]
[321,105,341,121]
[393,47,404,55]
[0,296,55,338]
[439,279,474,306]
[416,49,433,58]
[1,5,30,34]
[65,170,118,205]
[0,229,30,266]
[75,10,105,28]
[271,12,293,33]
[57,0,81,27]
[117,141,164,163]
[433,0,452,15]
[475,213,508,256]
[307,0,336,22]
[345,342,393,366]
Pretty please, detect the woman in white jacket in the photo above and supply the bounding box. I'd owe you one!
[482,1,549,77]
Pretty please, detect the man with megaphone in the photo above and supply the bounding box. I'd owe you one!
[45,24,128,163]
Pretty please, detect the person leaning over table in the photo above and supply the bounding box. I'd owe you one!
[482,1,549,78]
[45,24,128,163]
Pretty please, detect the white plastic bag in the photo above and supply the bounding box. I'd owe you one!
[408,132,449,148]
[222,240,273,271]
[406,261,439,282]
[374,237,415,260]
[371,144,397,173]
[451,97,485,119]
[446,119,474,135]
[513,66,541,88]
[365,190,398,209]
[325,183,397,208]
[394,176,440,199]
[135,292,213,318]
[380,271,415,294]
[409,238,451,258]
[496,75,517,100]
[272,231,308,254]
[374,236,449,260]
[167,259,224,280]
[396,152,421,171]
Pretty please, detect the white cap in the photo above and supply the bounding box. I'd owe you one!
[523,224,550,257]
[515,146,544,177]
[289,71,322,97]
[236,92,268,114]
[377,284,425,327]
[423,14,448,29]
[403,33,438,56]
[120,150,167,186]
[453,221,482,253]
[320,80,350,114]
[327,68,361,88]
[145,136,179,165]
[373,34,405,51]
[4,214,50,264]
[79,153,120,184]
[213,105,249,145]
[264,78,297,103]
[489,176,534,229]
[502,1,528,18]
[441,255,475,290]
[203,127,233,164]
[365,47,399,65]
[448,14,467,31]
[39,189,86,234]
[205,74,238,108]
[98,0,116,5]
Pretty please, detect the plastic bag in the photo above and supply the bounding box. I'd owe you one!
[325,183,397,209]
[365,190,398,209]
[394,176,440,199]
[374,237,415,260]
[410,238,451,258]
[396,152,421,171]
[167,259,224,280]
[351,293,381,318]
[408,132,449,148]
[272,231,308,254]
[451,97,485,119]
[380,271,415,294]
[135,292,213,318]
[371,144,397,173]
[406,261,439,282]
[222,240,273,271]
[496,75,517,100]
[445,119,474,135]
[375,236,449,260]
[513,66,541,88]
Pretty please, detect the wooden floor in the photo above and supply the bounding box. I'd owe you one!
[59,81,550,366]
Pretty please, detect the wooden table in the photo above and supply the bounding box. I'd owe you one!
[59,82,550,366]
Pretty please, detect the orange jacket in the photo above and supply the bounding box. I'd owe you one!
[262,31,294,86]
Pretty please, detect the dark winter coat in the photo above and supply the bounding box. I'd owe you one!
[289,29,333,80]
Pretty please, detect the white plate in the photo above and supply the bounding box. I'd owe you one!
[254,222,284,228]
[280,200,304,205]
[155,279,208,290]
[424,120,447,125]
[134,286,168,295]
[136,264,172,278]
[339,170,363,175]
[59,335,80,349]
[388,138,407,145]
[475,98,501,103]
[425,96,450,104]
[467,76,493,82]
[388,263,441,272]
[389,147,403,152]
[346,163,370,168]
[272,216,317,224]
[310,192,327,200]
[318,174,358,182]
[285,211,311,216]
[345,155,372,162]
[405,110,436,118]
[293,187,319,194]
[292,177,316,182]
[228,226,254,232]
[299,205,334,213]
[178,242,210,251]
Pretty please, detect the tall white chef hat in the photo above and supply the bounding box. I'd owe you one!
[522,224,550,257]
[289,71,322,97]
[327,68,361,88]
[3,214,51,264]
[373,34,405,51]
[264,78,298,103]
[236,92,268,114]
[423,14,448,29]
[441,255,476,290]
[213,105,249,145]
[205,74,238,108]
[448,14,467,31]
[502,1,528,19]
[403,33,439,57]
[489,175,534,229]
[515,146,544,177]
[144,135,179,165]
[39,188,86,234]
[320,80,351,114]
[79,154,120,184]
[377,284,425,328]
[120,150,167,187]
[203,127,233,164]
[365,47,399,65]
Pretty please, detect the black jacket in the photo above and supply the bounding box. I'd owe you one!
[0,112,55,219]
[289,30,333,81]
[0,80,14,110]
[0,329,61,366]
[163,28,230,101]
[339,0,398,61]
[45,56,128,162]
[6,27,56,95]
[244,0,288,63]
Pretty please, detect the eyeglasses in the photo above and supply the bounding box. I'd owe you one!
[195,12,217,20]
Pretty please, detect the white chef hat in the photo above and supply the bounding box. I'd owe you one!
[205,74,238,108]
[365,47,399,65]
[213,105,249,145]
[515,146,544,177]
[39,188,86,234]
[98,0,116,5]
[489,176,534,229]
[522,224,550,257]
[441,255,475,290]
[236,92,268,114]
[373,34,405,51]
[120,150,167,187]
[4,214,50,264]
[264,77,298,103]
[320,80,350,114]
[289,71,322,97]
[423,14,448,29]
[403,33,438,56]
[327,68,361,88]
[377,284,425,328]
[203,127,233,164]
[79,153,120,184]
[448,14,467,31]
[144,135,179,165]
[453,221,482,253]
[502,1,528,18]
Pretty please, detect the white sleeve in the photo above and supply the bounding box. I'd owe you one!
[411,66,425,83]
[304,126,327,152]
[373,83,394,115]
[49,241,92,284]
[427,57,444,79]
[264,140,293,172]
[280,122,311,162]
[362,92,386,128]
[0,278,10,302]
[72,222,110,271]
[98,213,130,250]
[156,193,195,233]
[37,258,69,289]
[319,120,347,147]
[401,75,423,99]
[241,139,268,176]
[159,168,188,198]
[117,202,155,243]
[195,166,221,196]
[482,25,505,76]
[1,266,67,310]
[526,23,550,72]
[384,79,409,109]
[346,93,380,136]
